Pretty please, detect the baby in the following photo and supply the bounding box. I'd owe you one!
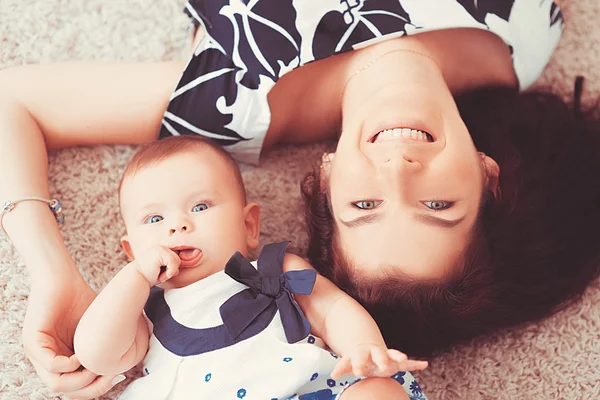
[74,136,428,400]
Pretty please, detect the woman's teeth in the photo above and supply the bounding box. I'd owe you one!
[373,128,433,143]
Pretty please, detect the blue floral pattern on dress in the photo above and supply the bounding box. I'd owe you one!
[298,388,336,400]
[392,371,406,384]
[410,380,423,396]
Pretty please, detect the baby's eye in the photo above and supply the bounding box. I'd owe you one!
[192,203,209,212]
[144,215,163,224]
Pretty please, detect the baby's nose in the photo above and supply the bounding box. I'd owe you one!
[169,224,189,235]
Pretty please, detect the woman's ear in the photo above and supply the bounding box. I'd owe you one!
[243,202,261,249]
[121,235,135,261]
[481,153,500,198]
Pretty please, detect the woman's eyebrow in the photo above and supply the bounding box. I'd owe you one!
[340,212,466,229]
[414,213,467,228]
[340,213,382,228]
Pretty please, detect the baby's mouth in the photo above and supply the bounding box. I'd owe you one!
[171,246,203,267]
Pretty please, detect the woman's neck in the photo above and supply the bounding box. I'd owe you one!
[342,29,517,99]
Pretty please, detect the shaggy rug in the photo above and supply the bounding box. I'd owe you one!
[1,1,598,399]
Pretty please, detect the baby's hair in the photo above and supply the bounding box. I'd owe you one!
[119,135,246,203]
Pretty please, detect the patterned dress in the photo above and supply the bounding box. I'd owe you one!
[118,242,427,399]
[159,0,563,164]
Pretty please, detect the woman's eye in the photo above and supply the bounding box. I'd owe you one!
[352,200,382,210]
[144,215,163,224]
[192,203,209,212]
[423,201,454,211]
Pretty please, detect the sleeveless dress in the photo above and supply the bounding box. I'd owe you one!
[159,0,563,164]
[118,242,427,399]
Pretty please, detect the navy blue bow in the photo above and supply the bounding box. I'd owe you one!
[220,242,317,344]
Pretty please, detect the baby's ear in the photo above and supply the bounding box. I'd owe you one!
[121,235,135,261]
[243,202,261,250]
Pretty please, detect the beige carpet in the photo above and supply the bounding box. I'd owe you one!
[1,1,599,399]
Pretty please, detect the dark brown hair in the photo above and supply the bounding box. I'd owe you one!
[301,80,600,357]
[119,135,246,203]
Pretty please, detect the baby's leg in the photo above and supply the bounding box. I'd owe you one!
[339,377,409,400]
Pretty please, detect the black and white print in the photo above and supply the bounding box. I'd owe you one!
[159,0,563,164]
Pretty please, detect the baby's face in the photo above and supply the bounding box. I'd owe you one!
[119,150,258,288]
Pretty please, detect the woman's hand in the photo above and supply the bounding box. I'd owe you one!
[22,275,125,399]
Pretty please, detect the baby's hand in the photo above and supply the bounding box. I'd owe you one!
[133,245,181,287]
[331,343,428,379]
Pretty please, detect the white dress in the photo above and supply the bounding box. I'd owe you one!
[119,243,427,400]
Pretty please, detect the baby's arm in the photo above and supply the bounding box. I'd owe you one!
[283,254,427,377]
[74,246,180,376]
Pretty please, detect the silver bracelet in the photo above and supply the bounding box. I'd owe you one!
[0,197,64,235]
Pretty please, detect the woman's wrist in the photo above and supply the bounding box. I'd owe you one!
[3,200,80,282]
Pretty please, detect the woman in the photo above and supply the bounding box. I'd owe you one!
[0,0,598,398]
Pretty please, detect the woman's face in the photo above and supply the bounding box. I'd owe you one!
[328,46,498,279]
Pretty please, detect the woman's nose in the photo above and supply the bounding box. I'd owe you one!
[380,154,423,194]
[383,154,423,173]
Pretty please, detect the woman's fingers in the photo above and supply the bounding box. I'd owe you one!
[43,352,81,374]
[25,333,80,374]
[30,358,97,394]
[63,374,126,400]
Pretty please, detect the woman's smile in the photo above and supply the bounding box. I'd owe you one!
[370,128,434,143]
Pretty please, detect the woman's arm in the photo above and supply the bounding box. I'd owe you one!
[0,60,183,398]
[0,60,183,279]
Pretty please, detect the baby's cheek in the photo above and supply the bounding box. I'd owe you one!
[130,231,159,255]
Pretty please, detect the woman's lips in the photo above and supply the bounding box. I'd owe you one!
[171,247,203,267]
